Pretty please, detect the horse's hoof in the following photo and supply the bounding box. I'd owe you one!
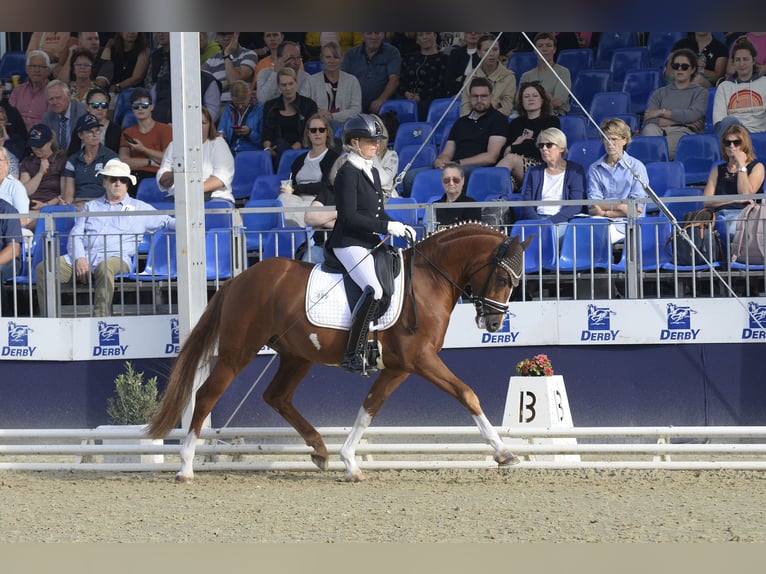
[175,473,193,483]
[344,472,366,483]
[495,450,521,466]
[311,454,329,471]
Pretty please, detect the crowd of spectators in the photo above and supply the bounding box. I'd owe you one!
[1,31,766,317]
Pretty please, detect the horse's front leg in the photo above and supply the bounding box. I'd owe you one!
[473,413,520,466]
[340,369,410,482]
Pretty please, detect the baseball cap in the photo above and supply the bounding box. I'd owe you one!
[28,124,53,147]
[75,113,101,133]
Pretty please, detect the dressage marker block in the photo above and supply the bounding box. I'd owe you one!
[501,375,580,462]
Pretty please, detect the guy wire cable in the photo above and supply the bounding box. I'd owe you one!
[393,33,505,190]
[519,31,763,328]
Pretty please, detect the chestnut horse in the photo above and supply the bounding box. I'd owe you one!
[148,223,531,482]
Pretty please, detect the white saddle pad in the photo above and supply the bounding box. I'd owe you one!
[305,252,405,331]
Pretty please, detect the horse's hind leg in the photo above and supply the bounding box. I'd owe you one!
[261,355,328,470]
[177,360,242,483]
[340,369,410,482]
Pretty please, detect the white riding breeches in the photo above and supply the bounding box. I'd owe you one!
[333,245,383,299]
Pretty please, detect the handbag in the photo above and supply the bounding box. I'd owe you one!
[666,208,723,266]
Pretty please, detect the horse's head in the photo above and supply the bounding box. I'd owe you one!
[469,233,532,332]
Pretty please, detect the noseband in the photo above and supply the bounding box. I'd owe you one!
[470,236,522,318]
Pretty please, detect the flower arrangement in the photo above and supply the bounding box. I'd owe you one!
[515,353,554,377]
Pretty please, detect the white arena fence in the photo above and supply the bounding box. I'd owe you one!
[3,426,766,472]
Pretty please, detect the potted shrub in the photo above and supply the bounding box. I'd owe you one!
[101,361,163,464]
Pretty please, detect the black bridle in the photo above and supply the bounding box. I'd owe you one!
[403,235,522,332]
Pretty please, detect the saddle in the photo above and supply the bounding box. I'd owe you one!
[305,246,404,331]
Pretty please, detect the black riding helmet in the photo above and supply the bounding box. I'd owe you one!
[342,113,385,145]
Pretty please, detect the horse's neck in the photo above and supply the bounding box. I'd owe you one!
[418,227,500,287]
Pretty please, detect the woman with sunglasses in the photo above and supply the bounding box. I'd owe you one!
[69,87,121,155]
[279,114,339,227]
[703,124,765,235]
[118,87,172,188]
[641,48,708,160]
[433,162,481,228]
[519,128,586,239]
[496,81,560,192]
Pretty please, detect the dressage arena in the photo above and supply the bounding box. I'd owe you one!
[1,466,764,542]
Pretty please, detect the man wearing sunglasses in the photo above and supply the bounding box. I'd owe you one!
[119,88,172,186]
[35,158,175,317]
[641,48,708,159]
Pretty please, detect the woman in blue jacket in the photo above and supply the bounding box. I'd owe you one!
[519,127,586,239]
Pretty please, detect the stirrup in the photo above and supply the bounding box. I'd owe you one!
[341,353,377,377]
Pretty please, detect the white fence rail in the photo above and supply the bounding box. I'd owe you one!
[3,426,766,472]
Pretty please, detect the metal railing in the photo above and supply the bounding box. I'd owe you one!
[1,196,763,318]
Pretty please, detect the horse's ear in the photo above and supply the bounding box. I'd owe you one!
[520,234,535,251]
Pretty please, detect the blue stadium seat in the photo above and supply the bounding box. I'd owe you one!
[231,150,274,200]
[12,205,77,285]
[704,87,716,134]
[241,199,285,254]
[276,148,307,179]
[622,68,662,114]
[393,121,435,154]
[133,230,177,280]
[674,134,720,185]
[556,218,614,271]
[570,70,611,115]
[426,98,461,149]
[559,115,588,143]
[595,32,638,69]
[378,99,418,124]
[136,178,173,209]
[628,135,670,164]
[647,32,687,68]
[438,118,457,150]
[0,51,28,84]
[397,143,437,172]
[588,91,632,124]
[613,216,673,271]
[646,160,686,197]
[661,187,704,222]
[465,167,512,202]
[555,48,595,83]
[249,174,282,201]
[410,169,444,204]
[566,139,604,170]
[750,132,766,160]
[609,47,650,90]
[510,219,558,273]
[506,51,538,77]
[261,227,311,259]
[205,228,234,280]
[204,198,234,229]
[302,60,323,75]
[112,88,135,129]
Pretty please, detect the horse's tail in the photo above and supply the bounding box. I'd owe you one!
[147,281,230,439]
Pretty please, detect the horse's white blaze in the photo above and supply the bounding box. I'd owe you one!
[472,413,505,454]
[309,333,321,350]
[340,407,373,476]
[178,430,198,479]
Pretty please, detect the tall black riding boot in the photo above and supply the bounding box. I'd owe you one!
[341,286,380,376]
